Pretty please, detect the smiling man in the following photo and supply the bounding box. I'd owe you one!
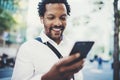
[12,0,84,80]
[42,3,66,44]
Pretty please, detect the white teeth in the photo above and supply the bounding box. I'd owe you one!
[52,28,61,31]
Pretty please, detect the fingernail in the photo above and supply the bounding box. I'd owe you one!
[76,53,80,58]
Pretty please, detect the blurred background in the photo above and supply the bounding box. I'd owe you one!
[0,0,120,80]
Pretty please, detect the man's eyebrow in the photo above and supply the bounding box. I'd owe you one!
[61,14,67,16]
[47,14,54,16]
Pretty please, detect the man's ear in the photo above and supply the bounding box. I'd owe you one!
[40,17,43,24]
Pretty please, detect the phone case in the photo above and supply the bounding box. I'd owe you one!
[70,41,94,61]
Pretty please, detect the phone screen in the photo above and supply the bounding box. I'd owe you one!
[70,41,94,61]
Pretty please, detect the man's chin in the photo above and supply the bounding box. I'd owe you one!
[53,36,61,39]
[51,36,61,40]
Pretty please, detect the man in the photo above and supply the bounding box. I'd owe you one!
[12,0,84,80]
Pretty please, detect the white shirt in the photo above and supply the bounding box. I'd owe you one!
[11,30,83,80]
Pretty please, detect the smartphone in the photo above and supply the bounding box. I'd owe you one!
[69,41,94,62]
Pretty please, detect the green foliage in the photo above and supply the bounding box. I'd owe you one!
[0,0,20,13]
[0,0,20,35]
[0,7,16,34]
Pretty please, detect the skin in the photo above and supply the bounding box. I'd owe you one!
[40,3,84,80]
[40,3,67,44]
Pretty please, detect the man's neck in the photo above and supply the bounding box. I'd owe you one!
[52,38,62,45]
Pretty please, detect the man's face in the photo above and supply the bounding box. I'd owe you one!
[41,3,67,41]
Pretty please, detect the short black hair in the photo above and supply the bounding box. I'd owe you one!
[38,0,71,17]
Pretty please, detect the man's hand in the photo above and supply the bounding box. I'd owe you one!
[41,53,85,80]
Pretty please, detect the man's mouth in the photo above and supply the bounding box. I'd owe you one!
[52,27,62,31]
[50,26,64,32]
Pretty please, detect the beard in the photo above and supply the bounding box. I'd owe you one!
[47,25,65,41]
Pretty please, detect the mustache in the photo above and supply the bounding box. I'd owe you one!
[49,26,65,31]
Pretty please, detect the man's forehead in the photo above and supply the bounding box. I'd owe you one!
[45,3,66,10]
[44,3,67,15]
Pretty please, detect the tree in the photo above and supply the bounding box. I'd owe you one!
[0,7,16,35]
[113,0,119,80]
[0,0,20,35]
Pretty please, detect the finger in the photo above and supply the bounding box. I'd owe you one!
[60,71,74,79]
[61,59,85,73]
[56,53,80,67]
[71,59,85,70]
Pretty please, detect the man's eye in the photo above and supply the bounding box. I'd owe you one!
[60,17,67,21]
[47,17,54,20]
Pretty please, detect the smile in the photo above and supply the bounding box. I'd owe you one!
[52,27,63,31]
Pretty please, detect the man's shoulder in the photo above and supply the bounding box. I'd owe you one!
[20,39,44,48]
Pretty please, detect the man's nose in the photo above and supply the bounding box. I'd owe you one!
[54,19,62,26]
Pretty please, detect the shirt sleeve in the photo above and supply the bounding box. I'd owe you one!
[11,44,42,80]
[30,74,43,80]
[74,71,83,80]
